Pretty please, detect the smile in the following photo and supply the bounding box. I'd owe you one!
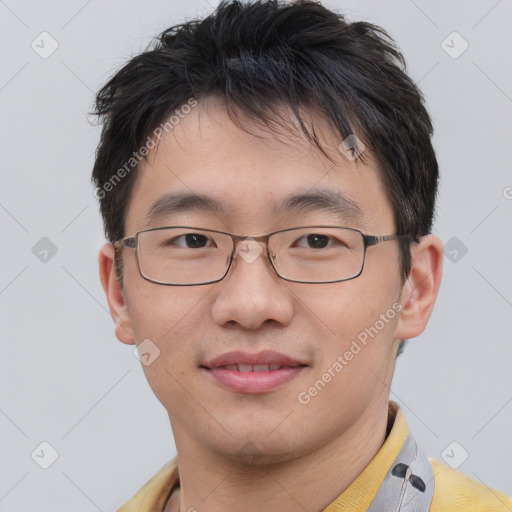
[214,363,297,372]
[202,351,308,393]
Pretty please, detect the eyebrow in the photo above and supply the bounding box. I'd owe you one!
[143,189,363,227]
[275,189,363,223]
[144,192,227,227]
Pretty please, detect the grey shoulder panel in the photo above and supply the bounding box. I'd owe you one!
[367,434,435,512]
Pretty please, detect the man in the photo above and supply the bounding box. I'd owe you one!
[92,0,512,510]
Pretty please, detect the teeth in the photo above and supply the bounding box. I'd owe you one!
[218,363,289,371]
[253,364,269,372]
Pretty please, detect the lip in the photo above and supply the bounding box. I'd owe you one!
[204,350,304,368]
[201,350,308,394]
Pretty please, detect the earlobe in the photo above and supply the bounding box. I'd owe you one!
[395,234,443,341]
[98,243,136,345]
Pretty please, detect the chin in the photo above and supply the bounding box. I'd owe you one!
[208,432,310,468]
[229,444,303,468]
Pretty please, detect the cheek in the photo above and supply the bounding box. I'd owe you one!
[294,263,401,387]
[126,284,212,408]
[297,276,399,344]
[125,279,216,382]
[295,286,400,427]
[124,260,213,338]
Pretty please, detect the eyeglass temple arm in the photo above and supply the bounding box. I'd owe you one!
[113,237,137,250]
[364,234,419,247]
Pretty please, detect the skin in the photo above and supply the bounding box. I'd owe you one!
[99,97,443,512]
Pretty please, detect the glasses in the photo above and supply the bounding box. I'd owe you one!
[113,226,414,286]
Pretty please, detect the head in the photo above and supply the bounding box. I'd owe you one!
[94,0,442,466]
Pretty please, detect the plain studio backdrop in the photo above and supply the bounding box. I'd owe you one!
[0,0,511,510]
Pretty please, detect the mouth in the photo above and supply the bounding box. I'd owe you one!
[201,350,308,393]
[212,363,300,372]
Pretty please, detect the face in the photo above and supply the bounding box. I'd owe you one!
[100,97,440,466]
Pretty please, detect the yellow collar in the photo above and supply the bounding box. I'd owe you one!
[323,400,407,510]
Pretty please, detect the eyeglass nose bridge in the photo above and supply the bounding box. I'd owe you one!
[229,234,279,270]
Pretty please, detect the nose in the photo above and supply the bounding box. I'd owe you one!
[210,240,294,330]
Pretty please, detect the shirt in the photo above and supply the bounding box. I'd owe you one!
[117,402,512,511]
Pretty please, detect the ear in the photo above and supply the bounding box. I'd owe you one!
[395,234,443,340]
[98,243,135,345]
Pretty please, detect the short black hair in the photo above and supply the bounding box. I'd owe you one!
[91,0,438,282]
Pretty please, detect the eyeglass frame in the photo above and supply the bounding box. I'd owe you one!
[113,225,418,286]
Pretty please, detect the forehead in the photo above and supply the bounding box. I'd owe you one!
[124,97,394,234]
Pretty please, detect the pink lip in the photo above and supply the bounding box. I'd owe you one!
[204,350,304,368]
[201,350,308,394]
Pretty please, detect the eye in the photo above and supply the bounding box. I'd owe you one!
[295,233,335,249]
[167,233,213,249]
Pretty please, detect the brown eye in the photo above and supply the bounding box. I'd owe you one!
[295,234,333,249]
[165,233,212,249]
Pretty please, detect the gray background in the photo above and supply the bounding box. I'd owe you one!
[0,0,511,510]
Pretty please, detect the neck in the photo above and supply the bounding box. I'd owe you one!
[170,400,390,512]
